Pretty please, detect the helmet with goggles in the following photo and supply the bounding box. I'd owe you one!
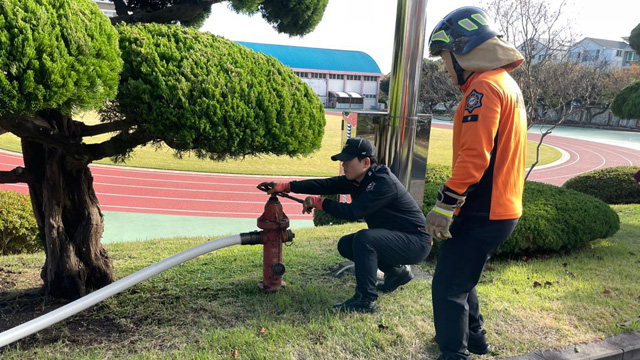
[429,6,500,57]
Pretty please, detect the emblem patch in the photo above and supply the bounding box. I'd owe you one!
[465,90,483,113]
[366,182,376,191]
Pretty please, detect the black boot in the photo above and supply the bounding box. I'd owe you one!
[333,292,377,313]
[468,328,490,355]
[376,265,414,293]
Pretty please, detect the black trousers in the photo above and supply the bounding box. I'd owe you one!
[337,229,432,301]
[432,216,519,360]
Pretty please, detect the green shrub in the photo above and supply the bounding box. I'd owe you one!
[424,166,619,257]
[0,191,41,255]
[312,195,354,227]
[499,181,619,256]
[423,164,452,212]
[611,80,640,120]
[563,166,640,204]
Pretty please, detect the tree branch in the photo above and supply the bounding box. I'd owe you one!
[84,130,153,161]
[0,114,86,154]
[0,167,34,184]
[78,121,131,137]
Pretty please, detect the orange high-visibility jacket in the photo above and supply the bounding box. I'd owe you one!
[444,69,527,220]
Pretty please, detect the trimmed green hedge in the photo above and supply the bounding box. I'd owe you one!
[499,181,619,256]
[563,166,640,204]
[315,164,620,257]
[312,195,354,227]
[0,190,41,256]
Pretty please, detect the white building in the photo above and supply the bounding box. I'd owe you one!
[567,37,638,68]
[91,0,116,18]
[238,42,384,110]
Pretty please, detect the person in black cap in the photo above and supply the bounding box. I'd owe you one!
[259,137,432,313]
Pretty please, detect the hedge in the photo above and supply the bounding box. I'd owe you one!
[563,166,640,204]
[0,190,41,255]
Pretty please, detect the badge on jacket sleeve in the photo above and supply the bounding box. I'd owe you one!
[366,182,376,191]
[465,90,483,113]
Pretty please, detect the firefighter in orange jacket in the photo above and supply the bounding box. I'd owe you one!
[426,7,527,360]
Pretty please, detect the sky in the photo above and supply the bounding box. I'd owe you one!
[200,0,639,74]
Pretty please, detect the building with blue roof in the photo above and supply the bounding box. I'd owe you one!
[237,42,384,109]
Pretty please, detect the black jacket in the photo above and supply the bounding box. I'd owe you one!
[290,165,427,235]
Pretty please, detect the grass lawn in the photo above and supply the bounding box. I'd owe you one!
[1,204,638,359]
[0,112,560,176]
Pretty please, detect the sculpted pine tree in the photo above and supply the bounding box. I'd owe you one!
[612,23,640,120]
[0,0,326,299]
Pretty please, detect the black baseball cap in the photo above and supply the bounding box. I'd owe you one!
[331,137,376,161]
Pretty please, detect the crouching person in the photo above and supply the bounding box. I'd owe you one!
[259,137,432,313]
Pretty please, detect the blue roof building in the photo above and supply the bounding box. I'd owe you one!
[237,42,384,109]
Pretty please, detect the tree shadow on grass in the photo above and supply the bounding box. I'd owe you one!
[0,263,357,355]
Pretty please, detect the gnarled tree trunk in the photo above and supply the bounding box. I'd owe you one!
[22,112,113,300]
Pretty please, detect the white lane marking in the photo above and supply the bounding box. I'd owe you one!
[0,183,301,207]
[531,142,607,181]
[100,205,310,218]
[97,192,302,206]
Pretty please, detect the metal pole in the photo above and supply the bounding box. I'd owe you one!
[383,0,428,197]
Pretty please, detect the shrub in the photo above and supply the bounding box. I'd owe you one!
[423,164,452,212]
[424,165,619,257]
[498,181,619,256]
[563,166,640,204]
[312,195,354,227]
[0,191,41,255]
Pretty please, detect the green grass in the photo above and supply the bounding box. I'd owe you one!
[0,112,559,176]
[1,205,639,359]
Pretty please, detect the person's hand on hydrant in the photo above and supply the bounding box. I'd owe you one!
[258,181,291,194]
[302,196,324,214]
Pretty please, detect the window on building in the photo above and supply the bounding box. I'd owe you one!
[363,94,377,99]
[616,50,623,57]
[295,72,308,78]
[347,75,361,81]
[310,73,325,79]
[363,76,378,82]
[329,74,344,80]
[627,52,639,62]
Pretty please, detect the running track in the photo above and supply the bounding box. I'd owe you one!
[0,125,638,219]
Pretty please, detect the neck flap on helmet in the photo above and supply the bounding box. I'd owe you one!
[451,54,473,86]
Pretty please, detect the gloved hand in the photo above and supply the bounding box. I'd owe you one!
[258,181,291,194]
[302,196,324,214]
[426,185,466,241]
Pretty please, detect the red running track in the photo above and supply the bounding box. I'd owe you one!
[0,150,312,220]
[0,126,638,218]
[432,122,640,186]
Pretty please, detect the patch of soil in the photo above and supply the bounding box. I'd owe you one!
[0,274,135,354]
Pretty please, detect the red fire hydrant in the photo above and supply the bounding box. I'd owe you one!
[240,194,294,293]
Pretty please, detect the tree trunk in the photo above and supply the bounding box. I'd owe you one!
[22,115,113,300]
